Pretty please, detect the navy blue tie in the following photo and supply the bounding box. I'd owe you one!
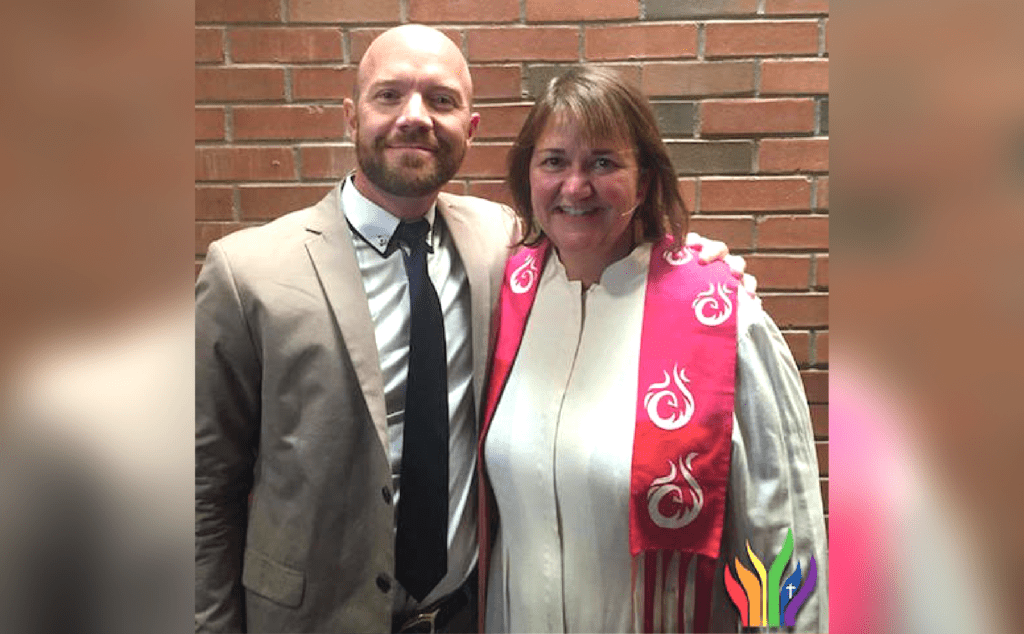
[393,219,449,602]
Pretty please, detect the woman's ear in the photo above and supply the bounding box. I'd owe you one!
[637,169,651,201]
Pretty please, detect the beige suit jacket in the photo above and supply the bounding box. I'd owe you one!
[195,184,514,633]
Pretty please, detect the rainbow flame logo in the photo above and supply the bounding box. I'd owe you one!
[724,529,818,628]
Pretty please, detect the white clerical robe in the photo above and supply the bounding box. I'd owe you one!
[483,244,827,633]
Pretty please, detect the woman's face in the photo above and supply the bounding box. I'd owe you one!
[529,118,643,268]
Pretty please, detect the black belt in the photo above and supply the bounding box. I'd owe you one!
[392,570,477,634]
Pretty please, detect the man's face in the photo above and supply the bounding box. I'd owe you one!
[346,38,478,198]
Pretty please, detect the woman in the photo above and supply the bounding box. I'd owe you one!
[477,68,827,633]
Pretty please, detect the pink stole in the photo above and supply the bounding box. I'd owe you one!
[478,237,738,633]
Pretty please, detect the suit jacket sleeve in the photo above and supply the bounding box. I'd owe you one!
[195,242,261,633]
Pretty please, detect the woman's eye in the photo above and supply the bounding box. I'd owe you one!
[594,157,615,169]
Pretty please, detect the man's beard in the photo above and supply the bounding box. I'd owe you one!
[355,131,464,197]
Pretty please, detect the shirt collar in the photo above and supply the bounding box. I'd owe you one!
[340,175,437,256]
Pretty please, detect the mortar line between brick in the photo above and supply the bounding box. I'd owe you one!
[400,0,409,24]
[232,186,242,222]
[280,0,288,23]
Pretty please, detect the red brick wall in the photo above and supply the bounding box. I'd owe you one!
[195,0,830,522]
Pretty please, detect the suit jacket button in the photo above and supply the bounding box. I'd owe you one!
[382,486,393,504]
[376,573,392,593]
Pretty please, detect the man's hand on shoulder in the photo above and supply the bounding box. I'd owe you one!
[685,232,758,296]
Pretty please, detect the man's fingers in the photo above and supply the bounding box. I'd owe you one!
[724,254,747,275]
[741,272,758,296]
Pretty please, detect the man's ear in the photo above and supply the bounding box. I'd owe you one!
[343,98,358,141]
[466,112,481,144]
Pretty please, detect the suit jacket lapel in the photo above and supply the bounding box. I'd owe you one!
[303,185,389,455]
[438,195,492,412]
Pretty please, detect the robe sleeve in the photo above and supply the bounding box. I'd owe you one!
[721,291,829,633]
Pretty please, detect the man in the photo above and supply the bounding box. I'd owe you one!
[195,24,740,633]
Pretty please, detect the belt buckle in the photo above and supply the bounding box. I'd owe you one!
[399,607,440,633]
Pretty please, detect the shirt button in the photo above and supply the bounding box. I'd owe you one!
[376,573,392,593]
[381,486,393,505]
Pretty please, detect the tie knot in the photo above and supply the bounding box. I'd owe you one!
[395,219,431,249]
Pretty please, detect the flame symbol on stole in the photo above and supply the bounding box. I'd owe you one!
[643,364,695,431]
[663,246,693,266]
[510,254,539,294]
[647,452,704,529]
[692,282,734,327]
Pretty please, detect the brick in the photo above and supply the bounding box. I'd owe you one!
[527,64,641,99]
[234,105,346,141]
[816,176,828,210]
[701,177,810,212]
[585,24,697,61]
[652,102,696,136]
[350,28,462,63]
[196,68,286,102]
[702,98,816,135]
[800,369,828,403]
[409,0,518,23]
[441,181,468,196]
[782,331,810,366]
[642,61,755,97]
[466,180,515,207]
[230,28,342,63]
[746,254,812,290]
[239,184,333,220]
[765,0,829,14]
[196,187,234,221]
[759,138,829,173]
[762,294,828,327]
[757,215,828,249]
[705,21,819,58]
[292,67,357,100]
[195,107,226,141]
[814,254,828,289]
[761,59,829,95]
[196,28,224,63]
[475,104,533,140]
[816,441,828,477]
[666,141,753,175]
[288,0,400,23]
[196,147,296,182]
[809,403,827,438]
[469,66,523,100]
[815,330,829,364]
[677,178,696,212]
[467,28,578,63]
[687,217,754,251]
[196,0,280,23]
[457,143,512,178]
[645,0,756,19]
[526,0,637,21]
[300,145,356,179]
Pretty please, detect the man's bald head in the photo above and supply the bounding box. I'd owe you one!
[353,24,473,105]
